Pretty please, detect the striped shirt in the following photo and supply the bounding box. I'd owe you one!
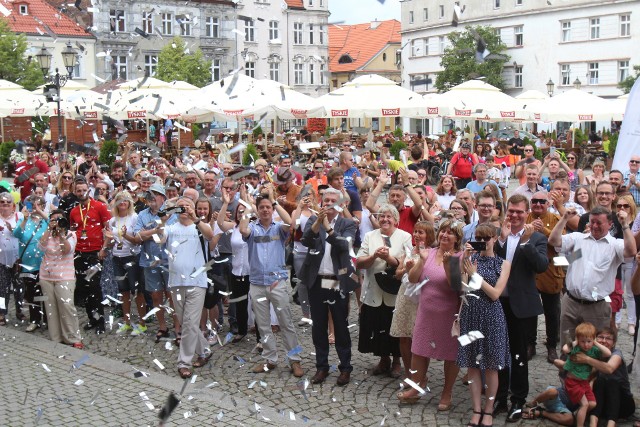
[38,232,77,281]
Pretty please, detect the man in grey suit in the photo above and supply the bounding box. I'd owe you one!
[300,188,358,386]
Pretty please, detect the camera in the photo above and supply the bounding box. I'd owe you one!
[158,206,185,218]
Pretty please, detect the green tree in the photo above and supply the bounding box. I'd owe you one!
[0,20,44,90]
[155,37,212,88]
[618,65,640,94]
[436,25,510,92]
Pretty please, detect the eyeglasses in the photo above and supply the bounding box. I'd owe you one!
[26,149,36,153]
[451,207,465,211]
[630,160,640,164]
[617,204,631,209]
[596,191,613,196]
[475,236,493,242]
[596,335,614,342]
[531,198,547,205]
[477,204,494,209]
[222,186,235,191]
[566,157,576,160]
[0,201,12,205]
[418,173,426,177]
[524,149,533,152]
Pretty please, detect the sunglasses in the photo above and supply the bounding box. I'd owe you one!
[617,204,631,209]
[630,160,640,164]
[524,149,533,152]
[567,157,576,160]
[280,155,290,159]
[531,198,547,205]
[62,176,73,180]
[475,236,493,242]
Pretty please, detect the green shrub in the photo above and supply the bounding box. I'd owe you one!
[243,143,259,166]
[609,133,619,157]
[393,127,403,138]
[0,141,16,166]
[390,140,407,160]
[252,125,263,139]
[99,140,118,167]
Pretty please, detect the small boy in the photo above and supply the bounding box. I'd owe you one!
[485,156,505,188]
[553,322,611,427]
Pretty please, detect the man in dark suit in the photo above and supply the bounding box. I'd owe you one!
[494,194,549,422]
[300,188,358,386]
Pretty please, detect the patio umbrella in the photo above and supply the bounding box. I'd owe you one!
[318,74,431,119]
[516,90,550,122]
[538,89,624,122]
[432,80,532,121]
[0,79,49,117]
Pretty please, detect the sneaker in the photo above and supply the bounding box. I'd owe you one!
[72,342,85,349]
[629,324,636,336]
[116,323,133,334]
[131,324,148,336]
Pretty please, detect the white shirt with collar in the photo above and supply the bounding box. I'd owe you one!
[499,227,525,263]
[318,216,338,275]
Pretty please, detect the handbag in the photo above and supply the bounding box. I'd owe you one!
[374,265,402,295]
[451,297,464,337]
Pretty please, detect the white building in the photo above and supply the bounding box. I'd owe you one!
[234,0,330,98]
[400,0,640,134]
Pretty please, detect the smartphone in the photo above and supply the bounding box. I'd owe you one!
[469,241,487,251]
[25,201,33,212]
[550,146,556,156]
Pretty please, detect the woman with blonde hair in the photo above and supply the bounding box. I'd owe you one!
[574,185,595,212]
[614,194,637,334]
[436,176,457,210]
[584,159,606,189]
[105,191,146,335]
[54,171,75,200]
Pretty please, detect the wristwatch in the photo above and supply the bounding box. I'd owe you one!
[193,218,201,225]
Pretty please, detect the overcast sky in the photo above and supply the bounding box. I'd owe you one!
[329,0,401,24]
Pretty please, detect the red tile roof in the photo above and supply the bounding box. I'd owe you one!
[285,0,305,9]
[329,19,401,73]
[3,0,93,38]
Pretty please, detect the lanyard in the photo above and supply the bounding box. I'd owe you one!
[78,200,91,230]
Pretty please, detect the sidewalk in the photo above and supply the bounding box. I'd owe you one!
[0,327,325,426]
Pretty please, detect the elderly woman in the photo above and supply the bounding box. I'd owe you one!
[390,221,436,378]
[584,159,606,190]
[0,192,24,325]
[398,219,462,410]
[356,203,412,377]
[38,210,83,348]
[106,191,146,335]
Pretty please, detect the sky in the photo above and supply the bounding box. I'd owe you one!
[329,0,401,25]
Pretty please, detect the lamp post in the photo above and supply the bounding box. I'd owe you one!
[546,78,555,97]
[35,42,78,152]
[573,77,582,90]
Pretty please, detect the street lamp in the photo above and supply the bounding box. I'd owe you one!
[35,42,78,151]
[573,77,582,90]
[546,79,555,97]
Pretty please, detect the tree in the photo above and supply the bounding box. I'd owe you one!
[155,37,212,88]
[435,25,510,93]
[0,20,44,90]
[618,65,640,94]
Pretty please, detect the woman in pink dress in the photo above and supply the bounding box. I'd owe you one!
[397,219,462,410]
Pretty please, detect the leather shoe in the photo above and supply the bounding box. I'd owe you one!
[96,323,105,334]
[252,361,277,373]
[336,371,350,386]
[527,344,536,361]
[290,361,304,378]
[83,322,97,331]
[493,399,508,415]
[310,369,329,384]
[506,402,524,423]
[546,346,558,364]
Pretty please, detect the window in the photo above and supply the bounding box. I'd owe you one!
[161,13,172,35]
[588,62,599,84]
[309,63,315,85]
[309,0,313,5]
[245,62,255,78]
[423,37,429,56]
[72,55,82,78]
[212,59,221,82]
[516,0,522,5]
[590,18,600,39]
[109,10,125,33]
[561,64,571,85]
[180,21,191,36]
[338,54,352,64]
[205,17,219,38]
[145,55,157,77]
[319,26,325,44]
[514,66,523,88]
[245,20,255,42]
[19,4,27,15]
[142,12,153,34]
[439,5,444,18]
[620,14,631,37]
[294,23,303,44]
[514,26,523,46]
[269,21,279,40]
[494,28,502,42]
[411,39,418,57]
[294,63,304,85]
[309,24,314,44]
[562,21,571,42]
[113,55,127,80]
[439,36,445,54]
[619,60,629,82]
[409,11,414,23]
[320,63,326,85]
[494,0,500,8]
[423,8,428,21]
[269,62,280,81]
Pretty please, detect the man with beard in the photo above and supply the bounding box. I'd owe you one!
[14,143,49,200]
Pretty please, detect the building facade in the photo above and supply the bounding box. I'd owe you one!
[400,0,640,134]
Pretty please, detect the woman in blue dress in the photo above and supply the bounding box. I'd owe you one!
[457,223,512,427]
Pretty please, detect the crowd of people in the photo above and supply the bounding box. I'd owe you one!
[1,131,640,426]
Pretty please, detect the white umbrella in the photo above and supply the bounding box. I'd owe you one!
[539,89,624,122]
[432,80,532,121]
[0,80,48,117]
[516,90,550,122]
[318,74,431,119]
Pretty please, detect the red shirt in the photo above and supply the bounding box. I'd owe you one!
[450,152,476,179]
[398,206,419,234]
[69,199,111,252]
[14,159,49,200]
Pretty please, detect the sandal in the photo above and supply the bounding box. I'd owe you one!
[390,362,403,379]
[521,407,544,420]
[174,332,181,347]
[328,334,335,344]
[397,388,423,404]
[0,316,6,326]
[437,401,453,411]
[192,351,213,368]
[178,367,192,379]
[155,329,169,343]
[372,359,391,376]
[480,410,493,427]
[468,410,483,427]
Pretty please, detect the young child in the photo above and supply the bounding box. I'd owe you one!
[553,322,611,427]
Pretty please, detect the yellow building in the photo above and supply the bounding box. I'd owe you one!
[328,19,401,132]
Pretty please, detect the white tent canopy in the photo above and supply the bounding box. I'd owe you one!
[539,89,624,122]
[516,90,550,122]
[318,74,431,119]
[430,80,532,121]
[0,79,49,117]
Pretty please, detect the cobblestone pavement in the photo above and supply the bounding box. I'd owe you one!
[2,299,638,426]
